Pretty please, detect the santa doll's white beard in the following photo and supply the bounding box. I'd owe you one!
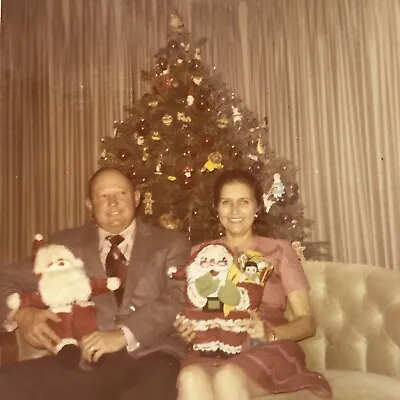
[38,266,92,308]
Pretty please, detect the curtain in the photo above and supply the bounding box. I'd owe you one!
[1,0,399,269]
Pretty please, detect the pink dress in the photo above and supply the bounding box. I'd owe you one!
[183,236,332,399]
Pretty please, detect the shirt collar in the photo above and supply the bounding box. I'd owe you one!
[98,218,136,243]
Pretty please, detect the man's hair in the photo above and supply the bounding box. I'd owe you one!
[87,166,135,199]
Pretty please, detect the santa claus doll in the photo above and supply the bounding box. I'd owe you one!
[7,234,121,368]
[168,243,274,357]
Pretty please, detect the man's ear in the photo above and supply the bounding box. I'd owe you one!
[134,190,141,205]
[85,198,93,214]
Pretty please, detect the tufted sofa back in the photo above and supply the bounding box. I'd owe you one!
[289,261,400,377]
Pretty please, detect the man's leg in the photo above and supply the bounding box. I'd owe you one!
[120,351,181,400]
[0,352,131,400]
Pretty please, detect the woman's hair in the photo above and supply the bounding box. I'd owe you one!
[213,169,264,208]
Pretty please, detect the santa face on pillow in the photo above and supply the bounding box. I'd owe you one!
[169,243,274,356]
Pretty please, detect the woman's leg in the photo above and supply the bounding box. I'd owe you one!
[177,364,215,400]
[213,364,251,400]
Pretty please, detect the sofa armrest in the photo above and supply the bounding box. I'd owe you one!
[295,261,400,378]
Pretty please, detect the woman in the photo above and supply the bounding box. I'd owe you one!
[174,169,332,400]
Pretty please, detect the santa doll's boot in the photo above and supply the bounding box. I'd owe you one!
[49,312,81,369]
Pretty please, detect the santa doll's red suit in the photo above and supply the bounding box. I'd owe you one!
[7,234,121,363]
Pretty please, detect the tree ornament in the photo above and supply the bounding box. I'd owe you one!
[249,160,264,174]
[117,149,130,161]
[263,173,285,212]
[159,212,183,231]
[203,135,213,147]
[155,159,163,175]
[142,148,149,162]
[177,112,191,123]
[157,57,169,72]
[167,40,179,52]
[201,152,224,173]
[100,149,108,160]
[162,114,173,126]
[229,146,243,159]
[190,59,202,73]
[137,136,145,146]
[136,119,150,136]
[168,12,185,34]
[192,76,203,86]
[143,192,155,215]
[187,95,195,106]
[182,147,194,159]
[194,48,202,60]
[232,106,242,123]
[196,97,209,111]
[179,173,195,190]
[151,131,161,141]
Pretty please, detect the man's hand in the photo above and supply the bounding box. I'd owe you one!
[81,330,127,363]
[173,314,196,344]
[14,307,61,352]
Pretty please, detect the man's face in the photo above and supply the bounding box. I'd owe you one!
[86,169,140,234]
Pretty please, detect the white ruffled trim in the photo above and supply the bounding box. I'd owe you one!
[192,317,249,333]
[193,341,242,354]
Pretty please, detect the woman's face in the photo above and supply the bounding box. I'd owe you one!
[217,181,258,237]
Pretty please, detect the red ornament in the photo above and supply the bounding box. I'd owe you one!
[117,149,131,161]
[167,40,179,52]
[136,120,150,136]
[157,57,169,72]
[196,97,209,111]
[203,135,213,147]
[190,59,202,72]
[249,160,264,174]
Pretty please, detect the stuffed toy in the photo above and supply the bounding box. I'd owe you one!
[168,243,274,357]
[7,234,121,368]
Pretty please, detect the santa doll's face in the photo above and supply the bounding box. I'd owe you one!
[34,245,83,274]
[188,244,233,282]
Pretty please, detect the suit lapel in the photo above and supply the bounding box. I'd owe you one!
[122,221,152,305]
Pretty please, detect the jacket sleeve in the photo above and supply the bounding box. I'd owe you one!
[118,234,191,350]
[0,257,38,332]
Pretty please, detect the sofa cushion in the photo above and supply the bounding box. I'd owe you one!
[255,370,400,399]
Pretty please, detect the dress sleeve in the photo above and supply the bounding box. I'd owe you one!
[278,240,310,295]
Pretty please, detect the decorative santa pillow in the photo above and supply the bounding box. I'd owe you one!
[169,243,274,356]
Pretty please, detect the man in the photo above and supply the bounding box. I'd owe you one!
[0,166,191,400]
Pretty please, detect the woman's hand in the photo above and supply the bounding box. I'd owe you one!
[246,310,276,342]
[173,314,196,344]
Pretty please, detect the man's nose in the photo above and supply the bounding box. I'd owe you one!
[107,194,118,205]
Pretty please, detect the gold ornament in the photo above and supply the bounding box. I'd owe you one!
[257,136,265,154]
[159,212,183,231]
[168,175,177,181]
[149,100,158,107]
[201,152,224,173]
[162,114,173,126]
[192,76,203,85]
[217,117,229,129]
[152,131,161,141]
[143,192,154,215]
[142,148,149,162]
[177,112,191,123]
[232,106,242,123]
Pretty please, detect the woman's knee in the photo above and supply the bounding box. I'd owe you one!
[213,364,247,386]
[177,365,212,389]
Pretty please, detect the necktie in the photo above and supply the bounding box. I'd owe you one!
[105,235,127,305]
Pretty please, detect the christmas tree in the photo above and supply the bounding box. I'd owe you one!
[99,12,313,247]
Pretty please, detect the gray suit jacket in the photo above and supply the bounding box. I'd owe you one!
[0,220,191,358]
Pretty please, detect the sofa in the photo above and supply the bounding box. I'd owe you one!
[1,260,400,399]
